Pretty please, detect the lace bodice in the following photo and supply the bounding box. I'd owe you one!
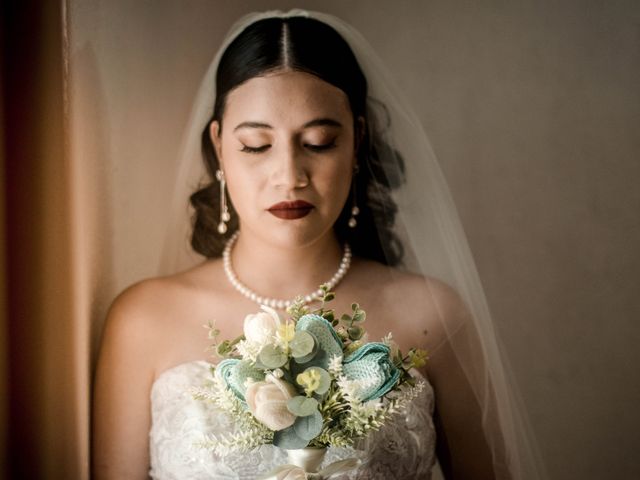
[149,360,440,479]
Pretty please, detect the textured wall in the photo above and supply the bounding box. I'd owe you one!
[69,1,640,478]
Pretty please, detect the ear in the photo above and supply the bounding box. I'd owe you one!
[209,120,223,163]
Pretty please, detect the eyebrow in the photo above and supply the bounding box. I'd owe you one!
[303,118,343,129]
[233,118,343,132]
[233,121,272,132]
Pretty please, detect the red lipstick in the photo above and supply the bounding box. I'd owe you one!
[268,200,314,220]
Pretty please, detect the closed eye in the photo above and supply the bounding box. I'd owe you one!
[240,144,270,154]
[305,141,337,152]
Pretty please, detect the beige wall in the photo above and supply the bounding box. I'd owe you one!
[68,1,640,478]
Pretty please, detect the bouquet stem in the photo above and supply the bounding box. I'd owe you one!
[286,447,327,473]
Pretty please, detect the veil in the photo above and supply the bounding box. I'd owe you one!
[157,9,547,480]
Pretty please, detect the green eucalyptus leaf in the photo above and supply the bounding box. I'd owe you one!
[216,340,232,356]
[322,311,335,322]
[351,303,360,311]
[252,356,269,370]
[293,350,317,365]
[290,331,315,358]
[287,395,319,417]
[348,326,364,340]
[273,426,310,449]
[352,311,366,323]
[340,314,352,323]
[293,332,319,364]
[293,410,323,441]
[259,344,288,369]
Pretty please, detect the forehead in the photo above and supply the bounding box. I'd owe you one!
[223,71,353,128]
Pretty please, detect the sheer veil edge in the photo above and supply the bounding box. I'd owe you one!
[157,9,548,480]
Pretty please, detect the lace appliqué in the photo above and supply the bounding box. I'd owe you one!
[149,361,436,480]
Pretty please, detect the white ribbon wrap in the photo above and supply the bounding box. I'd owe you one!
[258,457,361,480]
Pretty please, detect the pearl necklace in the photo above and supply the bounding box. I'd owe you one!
[222,231,352,310]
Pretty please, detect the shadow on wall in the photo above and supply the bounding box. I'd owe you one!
[70,43,116,427]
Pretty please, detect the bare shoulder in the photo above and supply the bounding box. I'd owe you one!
[99,260,227,372]
[107,259,225,324]
[349,258,468,348]
[352,257,462,309]
[104,275,184,343]
[109,274,187,318]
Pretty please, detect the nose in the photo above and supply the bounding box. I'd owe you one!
[270,143,309,189]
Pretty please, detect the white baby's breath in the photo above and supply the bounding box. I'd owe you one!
[235,339,261,363]
[337,375,378,402]
[327,355,343,377]
[191,375,241,417]
[381,332,401,360]
[195,424,272,456]
[191,375,273,455]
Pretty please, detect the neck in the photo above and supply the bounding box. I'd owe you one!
[229,229,344,301]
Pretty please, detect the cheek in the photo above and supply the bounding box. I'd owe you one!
[219,141,260,202]
[221,163,253,212]
[225,171,254,213]
[336,145,356,178]
[315,157,354,205]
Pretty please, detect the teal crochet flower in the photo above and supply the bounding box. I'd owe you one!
[342,343,400,402]
[216,358,265,402]
[294,314,343,370]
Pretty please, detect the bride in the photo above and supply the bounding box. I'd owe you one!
[93,10,545,480]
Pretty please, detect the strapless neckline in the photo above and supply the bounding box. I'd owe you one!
[151,359,213,391]
[149,359,440,479]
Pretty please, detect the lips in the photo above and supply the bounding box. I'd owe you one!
[268,200,315,220]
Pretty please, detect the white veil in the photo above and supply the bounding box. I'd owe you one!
[157,9,547,480]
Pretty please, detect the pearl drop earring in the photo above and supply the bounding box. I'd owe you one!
[348,165,360,229]
[216,169,230,234]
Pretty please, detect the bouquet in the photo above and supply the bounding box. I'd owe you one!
[193,285,428,477]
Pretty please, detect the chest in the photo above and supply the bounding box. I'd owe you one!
[164,283,432,368]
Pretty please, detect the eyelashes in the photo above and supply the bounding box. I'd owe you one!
[240,145,270,154]
[240,141,337,154]
[306,141,337,152]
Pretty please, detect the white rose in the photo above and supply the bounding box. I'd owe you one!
[243,311,278,345]
[245,374,297,431]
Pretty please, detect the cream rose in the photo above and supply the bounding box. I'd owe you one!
[245,374,297,431]
[243,307,280,345]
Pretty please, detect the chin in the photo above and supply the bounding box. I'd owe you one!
[275,229,331,250]
[260,222,335,251]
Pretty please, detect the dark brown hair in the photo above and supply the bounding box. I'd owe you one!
[190,16,405,265]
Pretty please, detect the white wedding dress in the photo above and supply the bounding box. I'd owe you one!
[149,360,443,479]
